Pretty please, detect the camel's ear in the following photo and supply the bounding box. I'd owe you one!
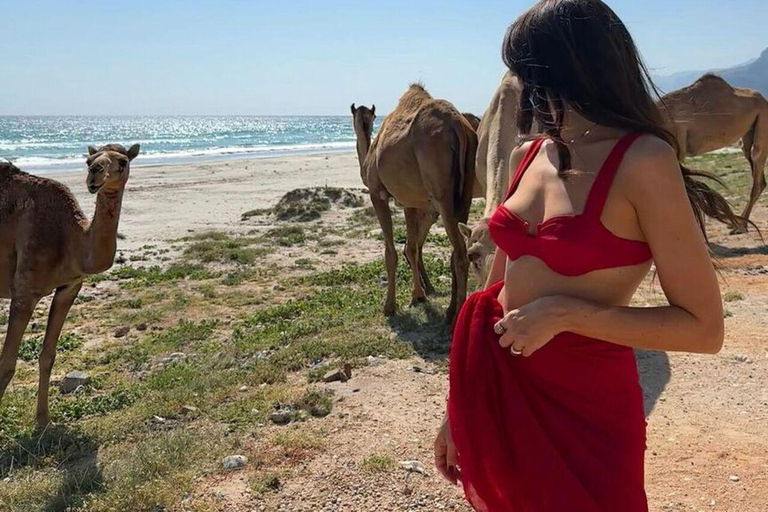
[458,222,472,241]
[88,146,99,156]
[350,103,357,115]
[371,104,376,116]
[127,144,140,161]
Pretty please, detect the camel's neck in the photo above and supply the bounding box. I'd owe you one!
[355,130,371,170]
[82,189,124,275]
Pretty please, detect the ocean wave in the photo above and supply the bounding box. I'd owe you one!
[7,141,356,172]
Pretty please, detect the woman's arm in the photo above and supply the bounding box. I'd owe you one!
[484,247,506,288]
[483,143,530,289]
[498,137,724,355]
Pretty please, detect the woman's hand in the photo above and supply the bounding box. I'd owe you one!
[434,415,460,485]
[496,296,569,357]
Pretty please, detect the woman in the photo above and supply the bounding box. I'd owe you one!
[434,1,740,511]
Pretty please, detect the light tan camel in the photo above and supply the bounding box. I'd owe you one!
[459,72,523,281]
[662,74,768,233]
[0,143,140,426]
[351,84,478,324]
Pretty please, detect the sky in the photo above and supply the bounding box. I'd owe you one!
[0,0,766,116]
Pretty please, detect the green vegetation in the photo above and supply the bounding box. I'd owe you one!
[17,333,85,363]
[361,454,396,473]
[0,186,460,511]
[250,187,364,222]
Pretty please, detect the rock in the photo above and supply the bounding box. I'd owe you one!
[60,371,90,394]
[152,415,166,423]
[734,354,752,363]
[114,326,130,338]
[366,355,385,366]
[729,474,740,482]
[238,385,249,392]
[270,409,293,425]
[135,323,148,331]
[399,460,427,476]
[323,368,349,383]
[180,405,198,415]
[222,455,248,471]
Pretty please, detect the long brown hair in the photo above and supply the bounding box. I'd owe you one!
[502,0,741,237]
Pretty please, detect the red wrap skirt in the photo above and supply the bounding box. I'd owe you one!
[447,281,648,511]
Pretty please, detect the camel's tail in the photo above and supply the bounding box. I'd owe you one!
[453,123,478,218]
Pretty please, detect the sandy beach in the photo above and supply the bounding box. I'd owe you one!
[53,152,363,252]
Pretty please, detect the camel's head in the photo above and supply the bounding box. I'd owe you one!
[460,219,497,282]
[350,103,376,141]
[85,143,140,194]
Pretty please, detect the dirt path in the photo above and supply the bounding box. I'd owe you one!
[193,205,768,510]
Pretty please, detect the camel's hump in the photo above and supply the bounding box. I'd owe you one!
[0,161,24,178]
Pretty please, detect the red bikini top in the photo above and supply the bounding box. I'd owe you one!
[488,132,652,276]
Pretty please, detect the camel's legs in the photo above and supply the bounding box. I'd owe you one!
[403,208,438,303]
[36,282,82,426]
[735,114,768,233]
[416,211,439,296]
[0,295,40,400]
[370,193,398,316]
[404,208,429,305]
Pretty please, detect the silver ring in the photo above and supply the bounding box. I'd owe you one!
[494,322,506,335]
[510,346,523,356]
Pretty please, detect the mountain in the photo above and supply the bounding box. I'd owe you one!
[653,48,768,95]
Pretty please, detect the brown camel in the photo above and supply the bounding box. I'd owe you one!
[662,74,768,233]
[351,84,478,323]
[462,113,482,131]
[459,72,523,281]
[0,143,140,426]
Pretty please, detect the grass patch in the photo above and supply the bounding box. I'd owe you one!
[361,454,396,473]
[17,332,85,363]
[257,187,364,222]
[266,226,306,246]
[111,264,217,287]
[723,290,745,302]
[183,233,269,265]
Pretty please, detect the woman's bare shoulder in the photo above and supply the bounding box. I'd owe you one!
[618,134,683,199]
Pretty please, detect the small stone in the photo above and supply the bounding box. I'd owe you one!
[323,368,349,383]
[367,355,384,366]
[60,371,90,394]
[729,474,740,482]
[734,354,752,363]
[152,415,166,423]
[238,385,249,392]
[399,460,427,476]
[222,455,248,471]
[114,326,130,338]
[270,409,293,425]
[135,323,148,331]
[180,405,198,415]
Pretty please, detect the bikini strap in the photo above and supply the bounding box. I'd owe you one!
[584,132,644,216]
[502,138,546,202]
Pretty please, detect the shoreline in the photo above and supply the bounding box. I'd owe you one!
[53,151,363,252]
[14,145,357,176]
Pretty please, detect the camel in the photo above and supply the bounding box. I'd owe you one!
[0,143,140,426]
[662,74,768,233]
[459,72,523,281]
[351,84,478,324]
[462,113,482,131]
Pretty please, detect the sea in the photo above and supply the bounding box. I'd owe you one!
[0,116,380,174]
